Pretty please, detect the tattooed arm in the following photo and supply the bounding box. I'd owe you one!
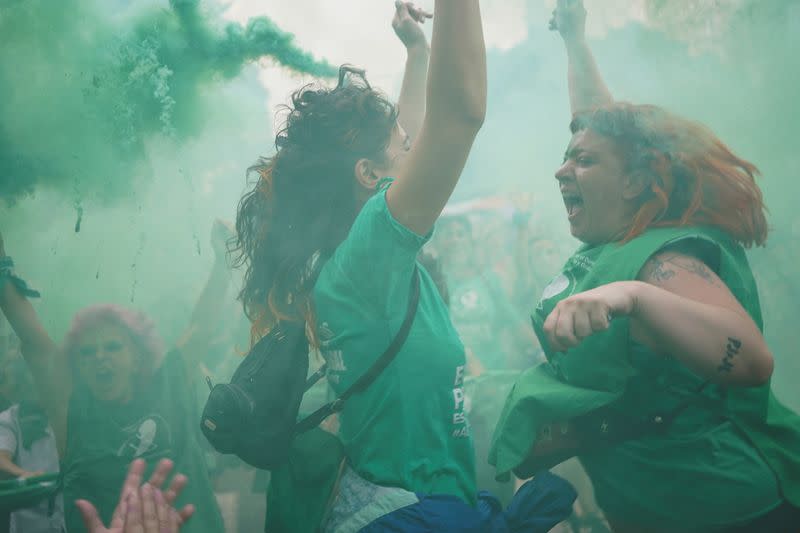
[629,251,773,386]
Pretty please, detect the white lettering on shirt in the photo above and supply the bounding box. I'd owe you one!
[451,365,470,439]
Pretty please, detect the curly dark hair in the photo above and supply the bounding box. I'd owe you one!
[234,67,398,339]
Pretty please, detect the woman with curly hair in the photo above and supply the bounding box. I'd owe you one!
[0,229,226,533]
[490,1,800,532]
[233,1,572,530]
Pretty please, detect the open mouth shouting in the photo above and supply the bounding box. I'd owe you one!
[562,190,584,221]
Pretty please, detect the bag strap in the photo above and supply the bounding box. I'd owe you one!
[575,379,715,444]
[295,268,421,434]
[642,380,719,431]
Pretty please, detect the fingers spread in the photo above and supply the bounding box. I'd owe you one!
[164,474,187,506]
[154,489,173,533]
[75,500,105,533]
[147,459,174,490]
[141,484,159,533]
[178,504,196,526]
[113,459,145,525]
[124,489,145,533]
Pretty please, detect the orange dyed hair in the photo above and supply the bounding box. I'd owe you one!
[571,103,768,247]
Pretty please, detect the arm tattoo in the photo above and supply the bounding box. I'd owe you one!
[717,337,742,373]
[644,256,676,282]
[675,258,720,286]
[643,253,721,287]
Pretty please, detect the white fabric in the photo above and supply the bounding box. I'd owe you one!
[0,405,64,533]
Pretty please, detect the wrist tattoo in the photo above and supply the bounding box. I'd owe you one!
[717,337,742,373]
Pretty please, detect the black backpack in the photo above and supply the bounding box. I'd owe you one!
[200,270,420,470]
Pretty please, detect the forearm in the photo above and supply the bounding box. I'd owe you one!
[630,281,773,386]
[397,44,430,141]
[426,0,486,128]
[189,259,230,330]
[1,283,69,455]
[0,283,57,369]
[564,38,613,114]
[0,452,27,478]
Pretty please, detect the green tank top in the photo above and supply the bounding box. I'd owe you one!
[490,226,800,529]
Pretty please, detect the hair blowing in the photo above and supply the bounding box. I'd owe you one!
[233,69,398,341]
[571,103,768,247]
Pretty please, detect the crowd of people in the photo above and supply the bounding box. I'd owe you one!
[1,0,799,531]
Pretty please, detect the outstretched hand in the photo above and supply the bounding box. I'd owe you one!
[392,1,432,50]
[548,0,587,42]
[76,459,195,533]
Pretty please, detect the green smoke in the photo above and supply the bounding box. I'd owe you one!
[0,0,335,206]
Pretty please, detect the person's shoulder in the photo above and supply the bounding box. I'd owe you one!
[0,403,20,421]
[0,404,20,436]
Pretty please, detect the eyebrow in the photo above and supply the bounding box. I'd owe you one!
[563,147,595,160]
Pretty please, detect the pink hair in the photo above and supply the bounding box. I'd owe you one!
[63,304,165,384]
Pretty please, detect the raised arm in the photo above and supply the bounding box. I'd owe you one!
[393,1,432,141]
[188,220,234,335]
[550,0,613,114]
[0,234,69,454]
[174,220,233,367]
[387,0,487,235]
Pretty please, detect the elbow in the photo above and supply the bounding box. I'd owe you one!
[749,349,774,387]
[459,94,487,132]
[438,101,485,134]
[428,90,486,135]
[733,348,774,388]
[466,106,486,132]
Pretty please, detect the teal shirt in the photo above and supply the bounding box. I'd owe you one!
[313,189,477,504]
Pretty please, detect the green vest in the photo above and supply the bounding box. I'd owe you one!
[490,226,800,526]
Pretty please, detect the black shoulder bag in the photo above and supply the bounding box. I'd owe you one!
[201,269,420,470]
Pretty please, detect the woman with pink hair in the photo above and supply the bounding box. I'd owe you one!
[0,228,226,533]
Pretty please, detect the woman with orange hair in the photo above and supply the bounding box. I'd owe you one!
[490,1,800,532]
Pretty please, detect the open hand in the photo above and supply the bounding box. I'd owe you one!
[76,459,195,533]
[392,1,432,50]
[548,0,587,42]
[543,281,638,352]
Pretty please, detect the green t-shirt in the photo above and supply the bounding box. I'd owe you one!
[62,350,224,533]
[490,226,800,530]
[313,188,477,504]
[447,272,518,370]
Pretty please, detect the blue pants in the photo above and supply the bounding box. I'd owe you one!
[359,471,577,533]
